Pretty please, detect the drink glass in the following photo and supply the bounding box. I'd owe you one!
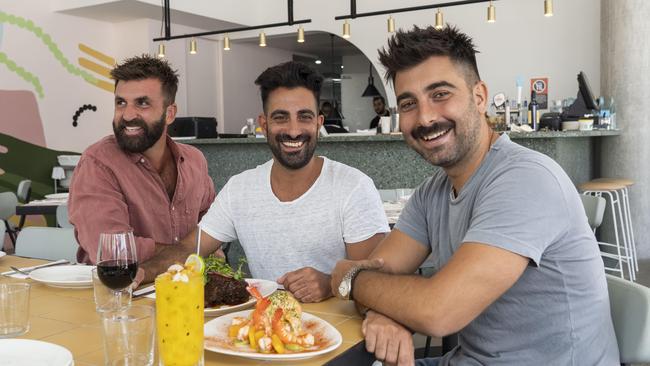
[155,268,204,365]
[92,268,131,313]
[97,230,138,306]
[100,305,154,366]
[0,283,30,338]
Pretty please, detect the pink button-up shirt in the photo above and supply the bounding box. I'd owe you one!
[68,135,216,264]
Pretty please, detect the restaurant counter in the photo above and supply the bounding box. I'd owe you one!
[183,130,620,190]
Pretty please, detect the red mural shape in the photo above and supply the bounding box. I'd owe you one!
[0,90,46,147]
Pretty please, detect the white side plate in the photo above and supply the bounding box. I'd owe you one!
[0,339,73,366]
[29,265,93,289]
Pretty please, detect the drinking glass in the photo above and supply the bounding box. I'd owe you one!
[101,305,154,366]
[0,283,31,338]
[97,230,138,306]
[92,268,131,313]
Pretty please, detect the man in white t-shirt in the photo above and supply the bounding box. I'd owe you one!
[197,61,390,303]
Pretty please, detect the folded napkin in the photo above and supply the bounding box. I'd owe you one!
[1,259,69,279]
[24,199,67,206]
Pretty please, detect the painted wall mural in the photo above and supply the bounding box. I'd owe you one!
[0,9,116,200]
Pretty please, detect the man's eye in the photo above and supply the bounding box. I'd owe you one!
[399,101,416,112]
[299,114,313,121]
[116,100,126,107]
[433,91,450,99]
[137,101,150,107]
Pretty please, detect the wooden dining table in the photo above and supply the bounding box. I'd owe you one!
[0,255,371,366]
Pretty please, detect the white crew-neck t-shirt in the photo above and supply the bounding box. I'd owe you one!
[200,157,390,280]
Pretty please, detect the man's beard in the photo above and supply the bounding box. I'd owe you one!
[267,131,318,170]
[113,113,166,153]
[407,101,481,168]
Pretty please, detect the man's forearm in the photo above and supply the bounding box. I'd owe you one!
[353,270,442,335]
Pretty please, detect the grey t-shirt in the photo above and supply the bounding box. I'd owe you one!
[396,134,619,365]
[200,157,390,280]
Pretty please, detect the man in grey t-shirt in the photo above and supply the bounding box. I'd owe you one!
[330,26,618,366]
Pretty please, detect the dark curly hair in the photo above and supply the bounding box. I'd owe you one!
[110,54,179,106]
[379,25,481,87]
[254,61,323,113]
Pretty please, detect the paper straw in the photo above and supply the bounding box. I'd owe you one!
[196,224,202,255]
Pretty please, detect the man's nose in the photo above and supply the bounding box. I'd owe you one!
[121,104,138,121]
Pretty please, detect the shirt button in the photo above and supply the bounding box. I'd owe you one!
[174,236,178,242]
[140,158,145,163]
[171,206,175,211]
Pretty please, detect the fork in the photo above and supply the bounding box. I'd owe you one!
[10,266,30,275]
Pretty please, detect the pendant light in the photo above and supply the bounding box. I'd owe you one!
[487,1,496,23]
[342,20,351,38]
[544,0,554,17]
[189,38,197,54]
[157,43,165,58]
[387,15,395,33]
[297,25,305,43]
[259,31,267,47]
[361,62,381,97]
[434,9,444,30]
[223,35,231,51]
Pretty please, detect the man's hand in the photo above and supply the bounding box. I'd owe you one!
[277,267,332,303]
[363,310,414,366]
[330,258,384,300]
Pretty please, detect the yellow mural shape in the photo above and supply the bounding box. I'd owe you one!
[78,43,116,93]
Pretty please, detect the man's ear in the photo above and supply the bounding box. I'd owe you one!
[473,81,489,114]
[258,114,267,137]
[165,103,177,125]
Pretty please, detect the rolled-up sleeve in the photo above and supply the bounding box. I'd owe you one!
[68,156,156,264]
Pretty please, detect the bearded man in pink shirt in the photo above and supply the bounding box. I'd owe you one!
[68,55,216,284]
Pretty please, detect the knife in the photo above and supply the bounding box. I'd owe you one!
[133,284,155,298]
[1,259,70,276]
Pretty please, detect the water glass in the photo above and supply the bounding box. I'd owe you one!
[0,283,31,338]
[100,305,155,366]
[92,268,131,313]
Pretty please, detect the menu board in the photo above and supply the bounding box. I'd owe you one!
[530,77,548,109]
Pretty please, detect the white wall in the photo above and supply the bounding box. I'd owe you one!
[216,0,601,113]
[221,43,294,133]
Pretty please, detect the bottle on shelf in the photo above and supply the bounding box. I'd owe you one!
[529,91,539,131]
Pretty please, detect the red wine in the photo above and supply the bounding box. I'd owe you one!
[97,260,138,290]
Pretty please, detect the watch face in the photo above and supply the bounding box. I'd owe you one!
[338,280,350,298]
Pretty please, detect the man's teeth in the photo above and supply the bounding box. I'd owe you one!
[282,141,303,148]
[422,128,450,141]
[126,126,141,131]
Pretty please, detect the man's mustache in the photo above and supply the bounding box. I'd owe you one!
[411,121,455,140]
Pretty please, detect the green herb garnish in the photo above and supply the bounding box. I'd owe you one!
[204,254,247,282]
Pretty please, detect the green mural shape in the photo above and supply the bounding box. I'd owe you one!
[0,11,99,98]
[0,51,44,97]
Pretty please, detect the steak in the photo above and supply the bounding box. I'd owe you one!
[204,272,249,307]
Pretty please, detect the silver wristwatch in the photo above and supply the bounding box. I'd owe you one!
[338,266,363,301]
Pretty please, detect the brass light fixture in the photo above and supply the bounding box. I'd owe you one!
[434,8,444,30]
[157,43,165,58]
[342,20,351,38]
[189,38,197,54]
[223,35,231,51]
[544,0,553,17]
[387,15,395,33]
[259,31,267,47]
[487,1,496,23]
[297,25,305,43]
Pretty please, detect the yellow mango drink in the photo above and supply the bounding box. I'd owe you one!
[155,263,204,366]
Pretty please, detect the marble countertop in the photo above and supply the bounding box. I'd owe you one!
[182,129,621,145]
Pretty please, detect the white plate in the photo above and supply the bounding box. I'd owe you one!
[29,265,93,289]
[0,250,6,259]
[146,278,277,316]
[204,309,342,361]
[44,193,69,200]
[0,339,73,366]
